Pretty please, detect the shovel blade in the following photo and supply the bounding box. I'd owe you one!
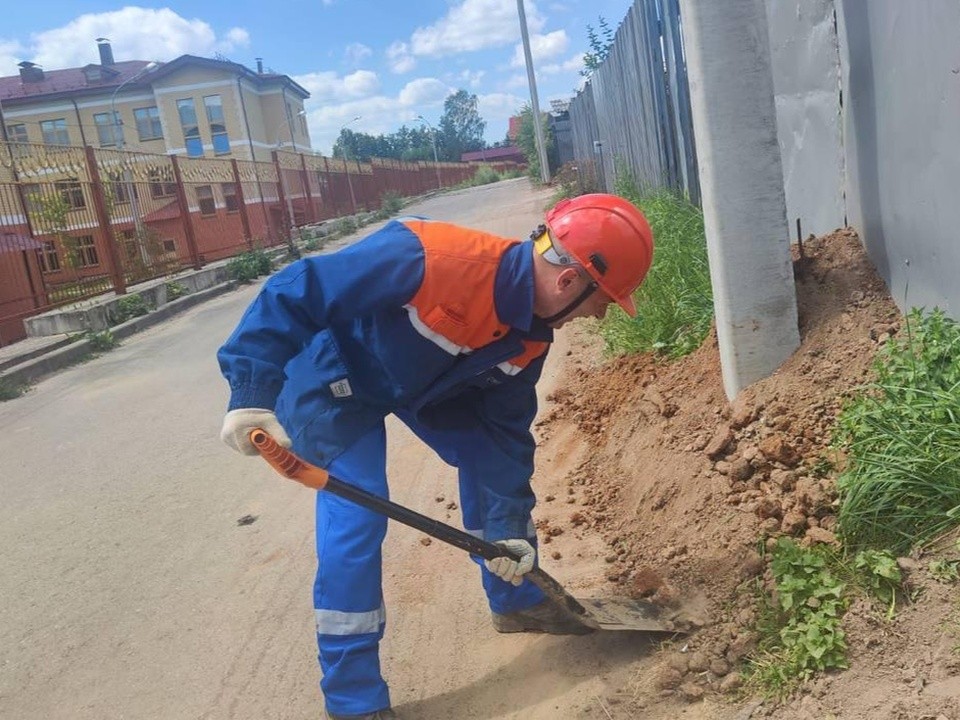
[577,596,678,633]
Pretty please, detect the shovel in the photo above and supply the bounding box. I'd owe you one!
[249,429,679,634]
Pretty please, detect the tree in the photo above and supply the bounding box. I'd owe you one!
[581,16,615,77]
[438,89,486,161]
[331,125,440,163]
[514,104,555,182]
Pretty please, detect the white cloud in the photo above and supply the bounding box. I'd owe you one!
[344,42,372,66]
[458,69,486,89]
[477,92,527,122]
[302,77,452,154]
[410,0,544,57]
[398,78,451,106]
[510,30,569,68]
[386,42,416,74]
[292,69,381,103]
[540,52,585,75]
[21,8,249,70]
[0,39,26,75]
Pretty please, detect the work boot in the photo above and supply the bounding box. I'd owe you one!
[492,599,594,635]
[327,709,397,720]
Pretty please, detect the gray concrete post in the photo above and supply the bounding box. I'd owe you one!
[678,0,800,399]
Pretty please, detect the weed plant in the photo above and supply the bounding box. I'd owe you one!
[380,190,404,216]
[746,538,849,697]
[165,281,189,301]
[227,249,274,283]
[598,170,713,358]
[834,308,960,553]
[85,329,118,352]
[0,376,26,401]
[111,294,150,324]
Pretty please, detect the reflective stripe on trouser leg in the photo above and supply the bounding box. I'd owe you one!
[312,422,391,717]
[394,410,545,616]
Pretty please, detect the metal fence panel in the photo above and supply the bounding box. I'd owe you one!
[568,0,699,201]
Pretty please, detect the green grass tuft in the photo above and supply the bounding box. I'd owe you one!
[598,171,713,358]
[834,308,960,553]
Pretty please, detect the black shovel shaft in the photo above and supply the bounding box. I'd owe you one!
[324,475,596,627]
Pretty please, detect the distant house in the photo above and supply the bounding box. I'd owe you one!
[460,145,525,164]
[0,39,311,162]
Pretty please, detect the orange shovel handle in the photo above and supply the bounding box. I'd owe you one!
[248,429,329,491]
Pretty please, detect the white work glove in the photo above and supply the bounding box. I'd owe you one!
[220,408,292,456]
[484,539,536,586]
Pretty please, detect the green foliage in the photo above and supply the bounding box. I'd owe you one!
[929,559,960,583]
[747,539,849,697]
[470,165,501,186]
[834,308,960,552]
[380,190,404,216]
[0,376,27,401]
[438,89,486,162]
[333,124,437,163]
[515,104,555,181]
[598,173,712,359]
[581,16,615,77]
[853,549,902,618]
[336,216,359,236]
[227,249,273,283]
[165,281,189,301]
[548,161,600,205]
[85,329,118,352]
[111,294,150,325]
[303,237,321,252]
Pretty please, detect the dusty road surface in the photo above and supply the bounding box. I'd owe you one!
[0,179,663,720]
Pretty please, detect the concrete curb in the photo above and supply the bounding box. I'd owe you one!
[0,335,76,373]
[0,280,238,389]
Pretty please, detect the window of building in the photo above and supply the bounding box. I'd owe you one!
[7,123,28,143]
[177,98,203,157]
[6,123,30,158]
[106,172,133,204]
[37,240,60,273]
[203,95,230,155]
[72,235,99,267]
[94,112,123,147]
[196,185,216,216]
[134,106,163,141]
[40,118,70,146]
[221,182,239,212]
[162,239,177,254]
[148,168,177,199]
[56,179,86,209]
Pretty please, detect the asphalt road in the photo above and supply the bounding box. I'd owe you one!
[3,178,651,720]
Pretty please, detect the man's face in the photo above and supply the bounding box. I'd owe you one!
[546,270,615,328]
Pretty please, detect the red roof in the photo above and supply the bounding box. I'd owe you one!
[460,146,525,163]
[0,61,156,102]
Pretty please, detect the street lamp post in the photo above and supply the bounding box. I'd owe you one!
[416,115,442,190]
[339,115,361,213]
[111,61,158,264]
[276,109,306,241]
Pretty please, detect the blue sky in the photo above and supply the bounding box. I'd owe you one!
[2,0,634,154]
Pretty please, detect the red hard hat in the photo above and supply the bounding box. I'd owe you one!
[544,193,654,317]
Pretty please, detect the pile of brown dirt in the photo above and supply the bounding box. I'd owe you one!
[533,229,960,719]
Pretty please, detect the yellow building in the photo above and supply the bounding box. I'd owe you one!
[0,39,311,161]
